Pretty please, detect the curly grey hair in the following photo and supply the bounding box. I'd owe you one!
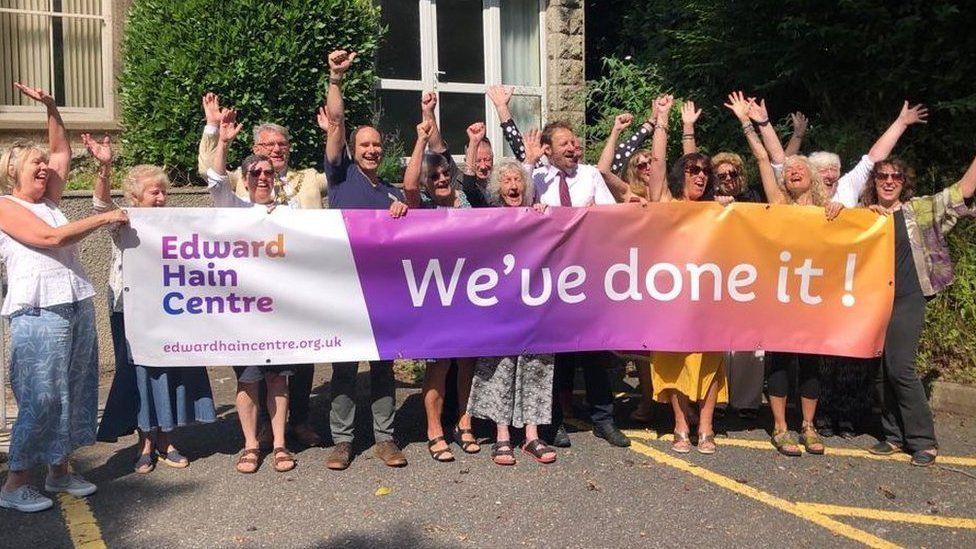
[486,160,534,207]
[252,123,290,145]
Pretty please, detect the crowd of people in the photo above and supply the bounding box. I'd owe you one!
[1,48,974,514]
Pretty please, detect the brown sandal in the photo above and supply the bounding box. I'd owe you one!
[672,431,692,454]
[800,424,825,455]
[272,447,296,472]
[236,448,261,474]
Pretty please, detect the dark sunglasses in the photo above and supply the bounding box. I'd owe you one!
[248,168,275,178]
[876,172,905,182]
[685,165,710,176]
[717,170,740,181]
[635,160,652,170]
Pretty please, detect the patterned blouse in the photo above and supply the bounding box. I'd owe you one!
[901,180,976,296]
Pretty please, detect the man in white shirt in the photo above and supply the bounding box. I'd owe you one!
[521,121,631,448]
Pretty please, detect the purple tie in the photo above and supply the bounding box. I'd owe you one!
[558,172,571,207]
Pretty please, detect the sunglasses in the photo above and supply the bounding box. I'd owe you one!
[248,168,275,178]
[635,160,652,170]
[876,172,905,182]
[685,165,710,176]
[717,170,740,181]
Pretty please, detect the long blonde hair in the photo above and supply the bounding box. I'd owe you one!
[622,149,654,199]
[779,155,827,206]
[0,139,46,194]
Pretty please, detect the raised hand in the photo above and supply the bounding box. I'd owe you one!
[202,92,222,126]
[13,82,55,106]
[218,110,242,143]
[654,94,674,125]
[328,50,357,77]
[523,128,544,165]
[790,112,809,135]
[316,106,332,133]
[747,98,769,123]
[421,92,438,115]
[681,100,702,126]
[416,119,433,141]
[724,91,752,122]
[486,85,514,108]
[466,122,487,143]
[613,113,634,132]
[81,133,113,165]
[897,101,928,127]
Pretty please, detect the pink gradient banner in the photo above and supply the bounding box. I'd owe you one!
[342,202,894,360]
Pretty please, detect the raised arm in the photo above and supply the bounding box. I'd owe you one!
[402,120,432,209]
[81,133,115,210]
[868,101,928,162]
[213,111,243,176]
[0,197,126,249]
[784,112,808,157]
[726,92,783,204]
[488,85,526,161]
[597,113,633,173]
[14,83,69,203]
[421,92,446,154]
[747,98,787,166]
[680,100,701,155]
[326,50,356,165]
[463,122,485,177]
[647,94,673,202]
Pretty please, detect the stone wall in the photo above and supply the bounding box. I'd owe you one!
[545,0,586,131]
[51,187,212,372]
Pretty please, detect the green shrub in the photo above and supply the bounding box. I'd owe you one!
[119,0,382,184]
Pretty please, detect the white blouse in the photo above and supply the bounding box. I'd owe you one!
[0,195,95,316]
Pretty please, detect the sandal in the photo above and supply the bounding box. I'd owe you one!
[157,448,189,469]
[522,439,556,464]
[453,425,481,454]
[491,441,516,466]
[697,432,717,455]
[671,431,692,454]
[427,436,455,462]
[272,447,296,473]
[134,452,155,474]
[800,424,825,455]
[236,448,261,474]
[771,430,802,457]
[911,448,938,467]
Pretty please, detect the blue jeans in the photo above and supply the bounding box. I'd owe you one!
[7,299,98,471]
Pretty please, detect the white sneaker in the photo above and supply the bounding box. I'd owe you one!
[0,485,54,513]
[44,473,97,497]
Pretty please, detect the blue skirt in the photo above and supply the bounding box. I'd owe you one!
[97,312,216,441]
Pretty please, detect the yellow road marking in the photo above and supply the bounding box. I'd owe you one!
[625,440,900,548]
[623,430,976,468]
[59,494,107,549]
[796,503,976,530]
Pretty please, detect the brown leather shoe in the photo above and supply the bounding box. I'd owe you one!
[288,422,322,447]
[326,442,353,470]
[374,440,407,467]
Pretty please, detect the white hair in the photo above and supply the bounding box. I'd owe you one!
[809,151,841,171]
[252,123,290,145]
[486,160,534,207]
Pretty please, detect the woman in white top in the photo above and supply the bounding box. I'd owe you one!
[0,83,127,513]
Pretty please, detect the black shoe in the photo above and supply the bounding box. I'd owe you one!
[549,425,572,448]
[593,423,631,447]
[910,449,937,467]
[868,440,901,456]
[837,421,857,439]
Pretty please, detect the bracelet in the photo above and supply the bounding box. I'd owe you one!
[329,76,343,85]
[682,133,695,138]
[654,124,668,132]
[756,119,770,127]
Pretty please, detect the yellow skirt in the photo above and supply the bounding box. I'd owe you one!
[651,352,729,404]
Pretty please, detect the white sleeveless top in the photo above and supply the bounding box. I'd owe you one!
[0,195,95,316]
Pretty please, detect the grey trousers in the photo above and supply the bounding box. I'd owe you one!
[329,361,396,444]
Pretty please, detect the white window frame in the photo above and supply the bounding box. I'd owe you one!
[377,0,547,159]
[0,1,115,127]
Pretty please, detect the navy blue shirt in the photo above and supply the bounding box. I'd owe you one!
[325,154,404,210]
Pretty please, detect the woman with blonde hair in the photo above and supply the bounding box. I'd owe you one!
[0,84,127,513]
[86,135,216,474]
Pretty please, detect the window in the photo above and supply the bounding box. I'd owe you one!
[376,0,546,158]
[0,0,114,125]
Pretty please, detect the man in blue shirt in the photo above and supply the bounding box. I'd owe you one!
[322,50,408,471]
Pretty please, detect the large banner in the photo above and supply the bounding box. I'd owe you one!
[122,203,894,366]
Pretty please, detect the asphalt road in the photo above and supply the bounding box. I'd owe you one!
[2,364,976,548]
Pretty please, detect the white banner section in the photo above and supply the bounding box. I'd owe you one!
[122,208,379,366]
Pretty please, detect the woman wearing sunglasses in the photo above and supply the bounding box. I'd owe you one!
[861,157,976,466]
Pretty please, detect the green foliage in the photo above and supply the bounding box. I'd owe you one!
[586,0,976,195]
[119,0,382,184]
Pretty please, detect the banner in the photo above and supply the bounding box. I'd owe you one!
[122,203,894,366]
